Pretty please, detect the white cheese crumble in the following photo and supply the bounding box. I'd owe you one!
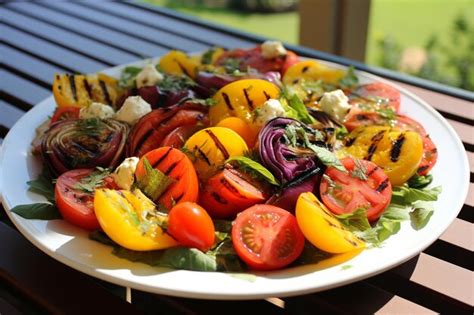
[254,99,286,127]
[319,89,352,121]
[136,64,164,88]
[79,102,115,120]
[114,96,152,125]
[261,40,287,59]
[112,157,139,190]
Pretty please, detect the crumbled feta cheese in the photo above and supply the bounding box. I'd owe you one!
[79,102,115,120]
[114,96,152,125]
[261,40,287,59]
[319,89,352,121]
[254,99,286,126]
[112,157,139,190]
[136,64,164,88]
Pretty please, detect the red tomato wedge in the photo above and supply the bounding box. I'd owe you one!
[160,125,203,148]
[353,82,401,112]
[343,111,386,131]
[55,169,116,230]
[215,46,299,75]
[394,115,438,176]
[320,157,392,222]
[135,147,199,210]
[199,168,267,219]
[50,106,80,124]
[167,202,215,252]
[232,205,305,270]
[126,102,208,157]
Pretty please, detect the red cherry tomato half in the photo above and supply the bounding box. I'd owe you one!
[167,202,215,252]
[50,106,80,124]
[55,169,116,230]
[354,82,401,112]
[232,205,305,270]
[394,115,438,175]
[199,168,267,219]
[320,157,392,222]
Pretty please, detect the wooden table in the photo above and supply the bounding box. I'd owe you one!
[1,1,473,314]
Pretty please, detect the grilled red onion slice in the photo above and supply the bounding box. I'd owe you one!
[41,119,129,176]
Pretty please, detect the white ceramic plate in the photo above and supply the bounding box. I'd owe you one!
[0,58,469,300]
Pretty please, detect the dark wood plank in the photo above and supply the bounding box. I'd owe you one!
[0,23,106,73]
[42,1,210,53]
[0,222,142,315]
[0,70,50,106]
[0,44,66,86]
[5,1,166,59]
[79,1,254,49]
[0,7,137,66]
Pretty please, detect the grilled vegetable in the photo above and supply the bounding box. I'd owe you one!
[209,79,280,130]
[342,125,423,186]
[135,147,199,210]
[183,127,248,180]
[126,102,209,157]
[159,50,199,79]
[283,60,346,85]
[41,118,129,176]
[296,192,365,254]
[52,73,121,108]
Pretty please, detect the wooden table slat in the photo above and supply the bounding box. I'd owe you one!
[0,22,106,73]
[88,0,255,49]
[439,218,474,251]
[1,7,137,66]
[6,2,167,59]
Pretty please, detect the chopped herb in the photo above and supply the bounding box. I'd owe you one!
[351,159,368,181]
[119,66,142,88]
[73,167,111,193]
[221,58,242,73]
[157,74,196,92]
[338,66,358,89]
[201,47,218,65]
[341,265,353,270]
[376,108,396,121]
[226,156,279,186]
[135,158,175,201]
[76,118,106,137]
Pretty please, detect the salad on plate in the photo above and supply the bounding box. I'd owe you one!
[11,40,441,273]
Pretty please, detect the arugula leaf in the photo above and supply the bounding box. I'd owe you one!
[11,203,61,220]
[119,66,142,88]
[226,156,279,186]
[392,185,442,204]
[351,159,368,181]
[136,158,175,201]
[286,94,315,124]
[335,208,371,231]
[27,167,55,203]
[408,174,433,188]
[338,66,358,89]
[376,218,401,242]
[410,201,435,230]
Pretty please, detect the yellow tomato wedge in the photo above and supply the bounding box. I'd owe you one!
[94,188,178,251]
[341,126,423,186]
[209,79,280,129]
[183,127,248,180]
[159,50,199,78]
[52,73,120,107]
[295,192,365,254]
[216,117,256,148]
[282,60,346,85]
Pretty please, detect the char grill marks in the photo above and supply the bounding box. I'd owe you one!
[205,129,230,160]
[366,130,386,161]
[390,133,406,162]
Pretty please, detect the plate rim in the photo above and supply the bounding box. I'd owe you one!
[0,57,470,300]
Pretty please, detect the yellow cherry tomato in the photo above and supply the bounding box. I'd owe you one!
[94,188,178,251]
[209,79,280,131]
[159,50,199,78]
[283,60,346,85]
[216,116,256,148]
[341,126,423,186]
[296,192,365,254]
[52,73,121,108]
[183,127,248,180]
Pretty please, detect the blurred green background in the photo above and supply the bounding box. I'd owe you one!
[144,0,474,91]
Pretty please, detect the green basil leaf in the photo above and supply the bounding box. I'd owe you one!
[27,167,55,203]
[335,208,371,231]
[11,203,61,220]
[408,174,433,189]
[212,239,248,272]
[226,156,279,186]
[338,66,358,89]
[306,143,346,172]
[287,94,315,124]
[136,158,175,201]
